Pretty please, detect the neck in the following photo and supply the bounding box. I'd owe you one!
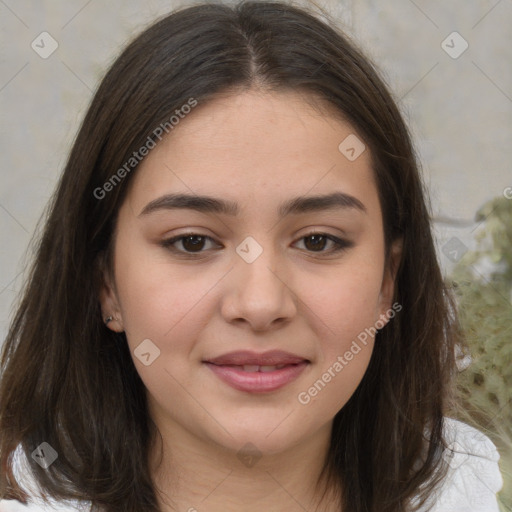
[149,418,341,512]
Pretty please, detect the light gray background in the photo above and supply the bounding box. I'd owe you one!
[1,0,511,344]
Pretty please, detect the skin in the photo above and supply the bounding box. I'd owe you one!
[100,88,401,511]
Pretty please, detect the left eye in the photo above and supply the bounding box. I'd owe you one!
[160,232,352,255]
[294,233,351,253]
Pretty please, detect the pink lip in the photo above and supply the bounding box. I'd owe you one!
[204,350,308,366]
[203,350,310,393]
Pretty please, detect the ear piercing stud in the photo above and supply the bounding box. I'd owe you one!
[105,316,113,325]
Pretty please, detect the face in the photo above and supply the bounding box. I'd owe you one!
[100,89,400,458]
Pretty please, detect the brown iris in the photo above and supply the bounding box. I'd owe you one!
[303,234,328,251]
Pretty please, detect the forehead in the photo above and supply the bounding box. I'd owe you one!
[124,89,378,218]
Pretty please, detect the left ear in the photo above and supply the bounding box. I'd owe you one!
[377,237,403,321]
[97,251,125,333]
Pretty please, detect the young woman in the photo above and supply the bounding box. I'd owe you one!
[0,1,503,511]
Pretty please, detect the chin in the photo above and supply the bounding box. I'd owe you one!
[200,410,315,457]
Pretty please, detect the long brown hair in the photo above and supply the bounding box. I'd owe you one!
[0,1,461,510]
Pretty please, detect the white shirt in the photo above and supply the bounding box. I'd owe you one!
[0,418,503,512]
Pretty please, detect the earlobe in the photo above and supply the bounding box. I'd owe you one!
[98,255,125,333]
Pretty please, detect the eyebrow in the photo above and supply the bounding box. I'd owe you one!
[138,191,367,218]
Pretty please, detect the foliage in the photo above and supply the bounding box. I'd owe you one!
[447,195,512,512]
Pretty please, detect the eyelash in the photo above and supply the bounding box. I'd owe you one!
[160,231,353,257]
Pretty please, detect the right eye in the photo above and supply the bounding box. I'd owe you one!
[160,233,221,255]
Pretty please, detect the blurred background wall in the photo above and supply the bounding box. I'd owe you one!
[1,0,511,342]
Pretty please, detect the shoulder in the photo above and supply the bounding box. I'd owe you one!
[0,445,91,512]
[2,419,504,512]
[416,417,503,512]
[0,499,88,511]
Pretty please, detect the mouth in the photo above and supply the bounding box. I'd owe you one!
[212,363,295,372]
[204,349,309,366]
[203,350,310,393]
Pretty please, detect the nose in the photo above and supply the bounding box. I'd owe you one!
[220,241,297,332]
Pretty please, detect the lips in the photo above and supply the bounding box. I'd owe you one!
[203,350,310,393]
[234,364,288,372]
[204,350,308,366]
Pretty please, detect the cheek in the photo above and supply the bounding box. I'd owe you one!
[296,312,377,418]
[295,261,383,411]
[113,245,220,353]
[309,263,384,344]
[113,253,218,412]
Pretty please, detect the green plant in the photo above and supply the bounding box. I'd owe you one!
[447,194,512,512]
